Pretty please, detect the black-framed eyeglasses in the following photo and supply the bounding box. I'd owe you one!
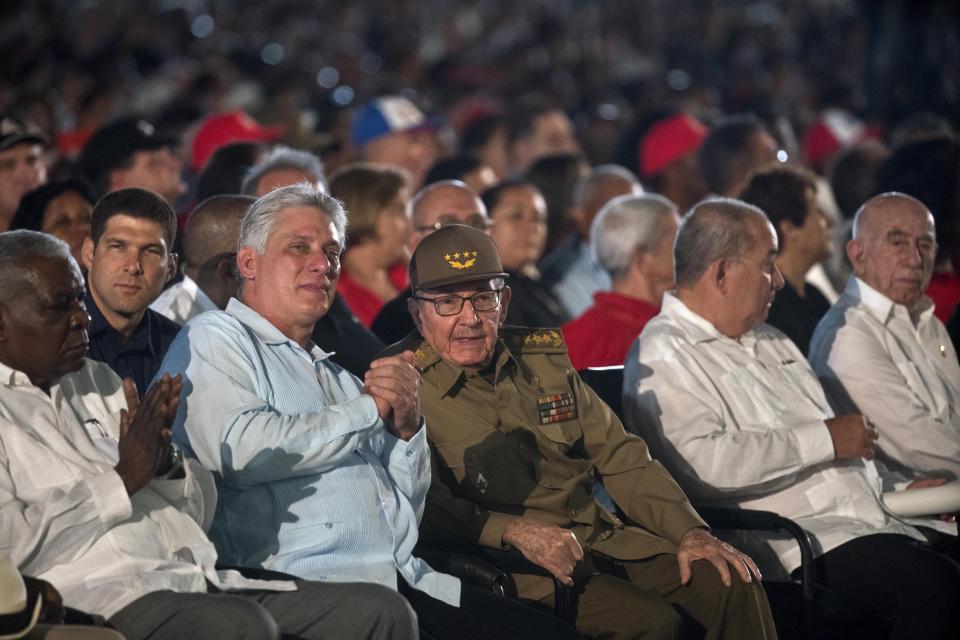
[414,213,494,234]
[413,289,503,316]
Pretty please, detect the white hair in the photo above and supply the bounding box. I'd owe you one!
[590,194,678,278]
[239,182,347,254]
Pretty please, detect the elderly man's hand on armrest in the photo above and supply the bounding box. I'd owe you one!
[363,350,422,440]
[114,374,182,495]
[501,518,584,587]
[677,527,762,587]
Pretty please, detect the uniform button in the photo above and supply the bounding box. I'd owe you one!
[570,508,578,517]
[518,442,526,450]
[325,522,333,529]
[468,453,479,462]
[564,433,572,442]
[534,376,541,384]
[499,398,507,408]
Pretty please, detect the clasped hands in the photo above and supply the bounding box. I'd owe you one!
[364,350,422,441]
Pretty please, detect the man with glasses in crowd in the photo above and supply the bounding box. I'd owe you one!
[385,224,776,640]
[371,180,493,344]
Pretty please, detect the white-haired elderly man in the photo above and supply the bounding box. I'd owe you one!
[810,192,960,482]
[561,193,679,370]
[540,164,643,318]
[624,197,960,639]
[0,230,415,640]
[240,145,328,197]
[158,183,578,640]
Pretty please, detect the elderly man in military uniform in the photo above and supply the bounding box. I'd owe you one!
[386,224,776,640]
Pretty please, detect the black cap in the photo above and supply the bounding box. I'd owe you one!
[78,117,177,189]
[0,117,47,152]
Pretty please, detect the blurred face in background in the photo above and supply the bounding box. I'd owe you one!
[373,186,412,266]
[0,143,47,228]
[109,147,186,204]
[489,184,548,271]
[41,190,93,265]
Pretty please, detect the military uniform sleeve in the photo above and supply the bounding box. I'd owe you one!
[574,372,707,546]
[420,440,520,549]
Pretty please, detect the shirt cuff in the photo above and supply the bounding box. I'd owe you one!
[795,420,836,466]
[479,512,520,549]
[346,394,383,430]
[91,471,133,528]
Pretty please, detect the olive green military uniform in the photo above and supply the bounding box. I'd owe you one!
[386,329,776,640]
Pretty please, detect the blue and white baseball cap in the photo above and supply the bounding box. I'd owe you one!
[351,96,428,147]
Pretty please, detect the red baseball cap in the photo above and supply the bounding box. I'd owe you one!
[191,111,284,172]
[638,113,707,179]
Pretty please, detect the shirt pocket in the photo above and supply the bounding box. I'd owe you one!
[717,367,778,427]
[895,360,942,415]
[435,426,539,505]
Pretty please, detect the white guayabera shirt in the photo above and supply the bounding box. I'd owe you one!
[0,359,292,619]
[810,277,960,482]
[623,293,924,576]
[149,274,218,326]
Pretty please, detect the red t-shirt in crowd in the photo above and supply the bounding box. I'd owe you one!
[561,292,659,370]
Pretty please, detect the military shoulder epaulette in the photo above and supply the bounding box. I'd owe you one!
[501,326,568,354]
[380,332,440,370]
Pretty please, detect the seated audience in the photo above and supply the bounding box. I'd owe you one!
[150,195,253,324]
[624,198,960,638]
[190,110,284,176]
[82,188,182,396]
[524,152,589,255]
[390,223,776,640]
[159,184,577,640]
[738,165,833,354]
[0,116,48,231]
[329,163,411,327]
[460,113,509,181]
[540,164,643,318]
[194,141,269,201]
[637,113,709,213]
[482,180,566,327]
[507,105,581,175]
[810,192,960,481]
[241,145,327,197]
[698,115,779,197]
[9,178,96,265]
[78,118,185,203]
[351,95,436,190]
[0,230,416,640]
[371,180,492,344]
[424,154,498,195]
[562,193,679,369]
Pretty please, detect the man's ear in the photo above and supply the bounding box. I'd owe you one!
[407,297,424,334]
[165,253,179,283]
[847,238,864,275]
[236,246,257,283]
[81,237,96,272]
[779,220,797,247]
[709,258,730,295]
[498,285,512,325]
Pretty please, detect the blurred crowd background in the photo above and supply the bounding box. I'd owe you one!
[2,0,957,182]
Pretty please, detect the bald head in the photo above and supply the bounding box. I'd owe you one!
[183,195,255,272]
[849,192,936,312]
[408,180,489,252]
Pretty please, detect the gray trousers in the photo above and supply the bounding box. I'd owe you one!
[108,581,418,640]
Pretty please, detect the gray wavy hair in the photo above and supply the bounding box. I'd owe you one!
[591,193,678,279]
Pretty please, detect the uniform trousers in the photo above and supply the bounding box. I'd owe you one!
[397,576,580,640]
[107,580,417,640]
[812,533,960,640]
[531,550,777,640]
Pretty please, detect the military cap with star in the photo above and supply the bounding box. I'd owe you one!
[409,224,508,291]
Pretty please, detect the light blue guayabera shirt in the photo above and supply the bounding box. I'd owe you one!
[158,298,460,606]
[546,242,611,318]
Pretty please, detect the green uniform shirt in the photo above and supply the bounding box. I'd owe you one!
[388,327,706,564]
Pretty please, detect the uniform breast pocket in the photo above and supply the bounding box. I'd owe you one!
[437,428,538,505]
[718,367,778,427]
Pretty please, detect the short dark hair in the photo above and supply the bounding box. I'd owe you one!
[480,179,536,213]
[738,165,817,248]
[828,142,890,221]
[9,178,97,232]
[90,187,177,248]
[507,104,558,144]
[461,115,505,155]
[425,155,485,186]
[699,115,766,195]
[195,142,266,201]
